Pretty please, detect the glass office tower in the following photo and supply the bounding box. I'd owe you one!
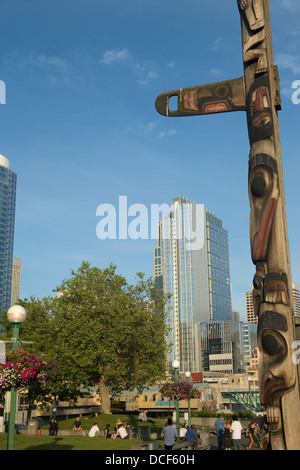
[154,197,232,372]
[0,155,17,312]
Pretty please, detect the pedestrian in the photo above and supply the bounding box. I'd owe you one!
[49,418,59,436]
[72,417,83,436]
[114,418,123,437]
[88,422,100,437]
[162,418,178,450]
[246,421,262,449]
[0,404,4,433]
[104,424,112,438]
[114,423,131,439]
[223,418,232,450]
[214,414,225,450]
[123,421,132,437]
[185,424,199,447]
[231,415,243,450]
[180,423,188,440]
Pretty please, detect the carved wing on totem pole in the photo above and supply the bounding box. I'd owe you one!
[155,0,300,450]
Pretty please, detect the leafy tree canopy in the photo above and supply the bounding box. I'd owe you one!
[0,261,170,412]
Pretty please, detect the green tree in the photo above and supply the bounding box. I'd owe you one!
[0,297,82,419]
[51,261,170,413]
[0,262,170,414]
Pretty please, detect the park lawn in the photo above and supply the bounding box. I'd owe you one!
[0,414,168,450]
[0,433,151,450]
[41,413,167,434]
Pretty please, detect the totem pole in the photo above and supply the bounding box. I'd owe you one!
[155,0,300,450]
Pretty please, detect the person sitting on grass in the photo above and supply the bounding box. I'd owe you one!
[113,423,132,439]
[72,417,83,436]
[88,423,100,437]
[104,424,112,438]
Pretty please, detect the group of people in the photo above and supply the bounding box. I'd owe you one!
[81,418,134,439]
[162,418,199,450]
[214,414,263,450]
[111,418,134,439]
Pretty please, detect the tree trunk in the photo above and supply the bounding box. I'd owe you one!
[99,376,111,414]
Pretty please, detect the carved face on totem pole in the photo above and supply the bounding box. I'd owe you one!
[155,0,300,449]
[240,0,300,448]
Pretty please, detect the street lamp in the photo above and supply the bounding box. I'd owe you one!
[6,305,26,450]
[185,371,191,427]
[172,360,180,438]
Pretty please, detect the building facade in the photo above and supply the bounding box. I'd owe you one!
[154,196,232,373]
[246,290,256,323]
[0,155,17,312]
[11,257,22,306]
[292,284,300,317]
[246,284,300,320]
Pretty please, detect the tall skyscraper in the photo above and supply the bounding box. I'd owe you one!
[154,196,232,372]
[11,257,22,306]
[0,155,17,312]
[246,290,257,324]
[292,284,300,317]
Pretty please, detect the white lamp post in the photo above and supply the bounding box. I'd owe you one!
[6,305,26,450]
[172,360,180,437]
[185,371,191,426]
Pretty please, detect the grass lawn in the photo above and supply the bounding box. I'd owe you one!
[0,433,144,450]
[0,413,168,450]
[48,413,166,432]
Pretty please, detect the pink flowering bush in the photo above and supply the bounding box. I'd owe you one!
[159,381,201,400]
[0,349,56,395]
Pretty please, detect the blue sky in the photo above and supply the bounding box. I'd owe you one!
[0,0,299,320]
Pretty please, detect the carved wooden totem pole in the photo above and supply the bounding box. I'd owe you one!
[155,0,300,450]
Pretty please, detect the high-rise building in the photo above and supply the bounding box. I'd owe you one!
[153,221,163,290]
[246,284,300,320]
[200,319,257,373]
[0,155,17,312]
[154,196,232,372]
[292,284,300,317]
[11,257,22,306]
[200,320,240,373]
[246,290,256,323]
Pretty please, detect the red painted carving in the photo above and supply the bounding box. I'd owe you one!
[251,197,277,263]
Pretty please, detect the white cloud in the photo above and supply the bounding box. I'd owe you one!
[99,48,158,85]
[142,122,157,132]
[276,53,300,75]
[99,48,131,65]
[211,37,223,51]
[276,0,300,11]
[6,51,69,73]
[159,129,176,138]
[34,55,68,70]
[137,70,159,86]
[210,68,223,76]
[4,51,74,86]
